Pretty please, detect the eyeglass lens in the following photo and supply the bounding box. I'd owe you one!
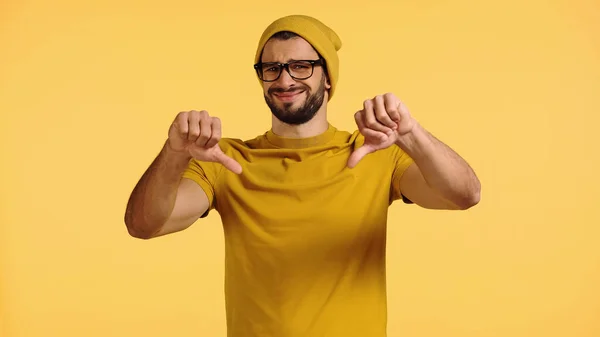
[259,61,315,81]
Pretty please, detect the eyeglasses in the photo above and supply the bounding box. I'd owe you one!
[254,59,324,82]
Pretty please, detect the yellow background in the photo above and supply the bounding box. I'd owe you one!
[1,0,599,336]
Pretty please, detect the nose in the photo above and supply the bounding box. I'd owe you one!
[275,67,297,88]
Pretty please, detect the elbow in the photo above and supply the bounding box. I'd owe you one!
[124,216,157,240]
[126,226,155,240]
[459,194,480,210]
[457,186,481,210]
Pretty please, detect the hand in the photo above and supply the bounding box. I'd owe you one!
[347,93,415,168]
[167,110,242,174]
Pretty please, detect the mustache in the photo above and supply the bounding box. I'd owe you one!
[268,86,308,95]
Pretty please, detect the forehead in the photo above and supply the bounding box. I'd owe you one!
[261,36,320,63]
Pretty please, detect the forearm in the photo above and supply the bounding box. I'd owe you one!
[124,141,191,238]
[396,123,481,209]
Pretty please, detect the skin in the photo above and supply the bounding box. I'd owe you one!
[123,35,481,239]
[259,37,331,138]
[350,94,481,210]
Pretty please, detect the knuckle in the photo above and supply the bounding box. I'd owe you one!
[366,120,379,128]
[376,108,388,116]
[199,112,211,121]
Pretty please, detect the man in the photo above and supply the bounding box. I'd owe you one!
[124,14,480,337]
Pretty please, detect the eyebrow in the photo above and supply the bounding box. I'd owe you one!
[261,55,320,63]
[261,58,314,64]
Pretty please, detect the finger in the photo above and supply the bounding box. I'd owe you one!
[397,100,410,119]
[384,94,401,123]
[187,110,201,142]
[205,117,221,148]
[175,111,189,138]
[363,99,392,134]
[355,111,388,142]
[214,148,243,174]
[374,95,397,129]
[195,111,212,147]
[347,144,375,169]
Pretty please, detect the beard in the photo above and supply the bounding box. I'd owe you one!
[264,75,326,125]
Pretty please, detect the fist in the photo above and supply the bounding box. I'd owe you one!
[168,110,242,174]
[347,93,415,168]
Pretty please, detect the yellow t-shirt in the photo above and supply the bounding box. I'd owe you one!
[182,123,414,337]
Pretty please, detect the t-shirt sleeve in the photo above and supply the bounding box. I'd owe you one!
[389,146,415,204]
[181,158,223,218]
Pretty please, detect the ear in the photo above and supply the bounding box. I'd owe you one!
[324,74,332,90]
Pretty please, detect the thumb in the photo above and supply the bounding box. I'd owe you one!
[347,145,375,169]
[214,148,243,174]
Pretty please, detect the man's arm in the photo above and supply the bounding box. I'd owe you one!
[397,123,481,210]
[124,109,242,239]
[124,142,209,239]
[348,93,480,210]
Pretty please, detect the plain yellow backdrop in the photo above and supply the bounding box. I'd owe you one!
[1,0,599,336]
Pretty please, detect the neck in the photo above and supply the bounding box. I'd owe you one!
[271,105,329,138]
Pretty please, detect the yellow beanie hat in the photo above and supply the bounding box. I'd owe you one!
[254,15,342,100]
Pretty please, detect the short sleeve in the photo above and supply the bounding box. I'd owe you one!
[389,146,415,203]
[181,159,223,218]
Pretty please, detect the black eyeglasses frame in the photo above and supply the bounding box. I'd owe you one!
[253,59,324,82]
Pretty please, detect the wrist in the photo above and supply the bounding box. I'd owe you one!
[164,139,192,163]
[395,122,433,157]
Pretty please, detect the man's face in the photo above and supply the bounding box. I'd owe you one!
[260,37,331,125]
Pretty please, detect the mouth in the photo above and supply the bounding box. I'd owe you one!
[273,90,305,103]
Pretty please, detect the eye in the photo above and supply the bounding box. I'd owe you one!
[291,63,309,70]
[261,63,280,73]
